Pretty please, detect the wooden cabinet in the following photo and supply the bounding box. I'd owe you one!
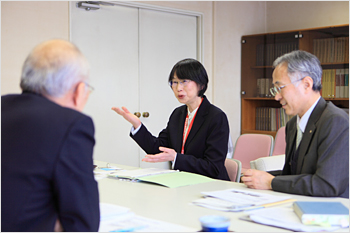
[241,25,349,138]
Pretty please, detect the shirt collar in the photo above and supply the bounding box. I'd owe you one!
[297,96,321,133]
[187,107,198,119]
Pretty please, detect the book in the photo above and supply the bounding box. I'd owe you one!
[335,69,341,98]
[330,69,335,98]
[345,68,349,98]
[255,107,293,131]
[339,69,345,98]
[293,201,349,227]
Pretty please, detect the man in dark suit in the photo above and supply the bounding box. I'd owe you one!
[1,39,100,231]
[242,50,349,198]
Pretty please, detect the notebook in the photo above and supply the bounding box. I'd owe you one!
[293,201,349,227]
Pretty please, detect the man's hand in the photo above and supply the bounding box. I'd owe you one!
[241,169,275,190]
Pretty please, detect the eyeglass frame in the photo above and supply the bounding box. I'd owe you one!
[169,79,191,88]
[84,82,95,93]
[269,77,305,96]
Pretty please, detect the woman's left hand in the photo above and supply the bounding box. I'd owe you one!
[142,147,176,163]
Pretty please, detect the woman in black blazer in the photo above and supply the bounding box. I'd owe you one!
[113,59,230,180]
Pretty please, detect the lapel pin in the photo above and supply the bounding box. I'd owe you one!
[309,130,312,133]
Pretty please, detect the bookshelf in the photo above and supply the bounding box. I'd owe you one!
[241,25,349,138]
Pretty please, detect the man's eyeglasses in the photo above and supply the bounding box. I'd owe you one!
[269,78,304,96]
[169,79,191,88]
[84,82,95,93]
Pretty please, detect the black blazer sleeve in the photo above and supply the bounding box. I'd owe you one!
[53,116,100,231]
[131,96,230,181]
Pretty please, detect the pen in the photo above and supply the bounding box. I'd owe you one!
[244,199,297,211]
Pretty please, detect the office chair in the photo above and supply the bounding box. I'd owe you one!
[250,154,285,172]
[272,126,286,156]
[232,134,274,172]
[225,158,242,182]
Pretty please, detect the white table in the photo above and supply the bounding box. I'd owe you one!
[95,160,349,232]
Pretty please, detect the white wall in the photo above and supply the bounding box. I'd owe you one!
[1,1,69,94]
[212,1,266,142]
[266,1,349,32]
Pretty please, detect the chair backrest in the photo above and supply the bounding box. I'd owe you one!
[224,158,242,182]
[272,126,286,156]
[250,154,285,171]
[232,134,274,172]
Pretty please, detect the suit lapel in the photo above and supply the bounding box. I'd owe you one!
[286,118,297,163]
[296,98,326,174]
[183,96,209,151]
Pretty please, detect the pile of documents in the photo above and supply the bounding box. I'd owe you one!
[193,188,348,231]
[192,188,293,211]
[240,206,342,232]
[93,166,122,180]
[108,168,213,188]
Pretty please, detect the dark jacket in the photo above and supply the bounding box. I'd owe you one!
[131,96,230,181]
[271,98,349,198]
[1,92,100,231]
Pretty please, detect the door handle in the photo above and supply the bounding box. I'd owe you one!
[134,112,141,118]
[142,112,150,118]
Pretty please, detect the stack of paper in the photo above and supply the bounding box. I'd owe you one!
[108,168,178,179]
[108,168,213,188]
[240,206,342,232]
[192,188,292,211]
[99,203,196,232]
[94,166,122,180]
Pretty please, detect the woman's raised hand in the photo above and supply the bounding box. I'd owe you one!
[111,106,141,129]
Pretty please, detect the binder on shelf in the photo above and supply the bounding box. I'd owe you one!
[335,69,341,98]
[345,69,349,98]
[255,107,293,131]
[323,69,348,98]
[340,69,345,98]
[256,42,298,67]
[314,37,349,64]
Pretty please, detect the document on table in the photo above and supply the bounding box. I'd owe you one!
[108,168,213,188]
[108,168,178,179]
[240,206,341,232]
[138,171,213,188]
[94,166,123,180]
[192,188,291,211]
[99,203,196,232]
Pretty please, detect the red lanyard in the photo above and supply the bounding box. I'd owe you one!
[181,98,203,154]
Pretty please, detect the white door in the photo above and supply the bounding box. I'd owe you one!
[138,9,197,168]
[70,2,198,168]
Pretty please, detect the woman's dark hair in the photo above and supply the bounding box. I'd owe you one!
[168,58,208,97]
